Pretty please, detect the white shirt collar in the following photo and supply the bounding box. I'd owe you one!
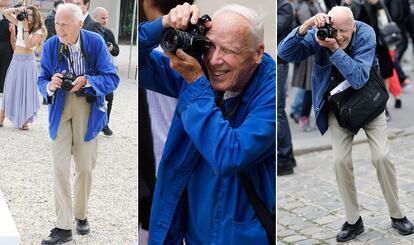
[82,13,88,22]
[67,34,81,50]
[224,90,241,100]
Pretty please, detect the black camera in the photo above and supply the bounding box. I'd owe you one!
[160,14,211,57]
[14,3,28,21]
[60,72,76,92]
[317,21,337,40]
[75,88,97,104]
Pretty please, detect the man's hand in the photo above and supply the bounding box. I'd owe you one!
[107,42,113,52]
[315,35,340,53]
[70,76,87,93]
[299,13,329,36]
[165,49,204,83]
[162,2,200,29]
[49,73,64,91]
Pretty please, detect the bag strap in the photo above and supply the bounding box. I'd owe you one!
[379,0,393,22]
[238,171,275,244]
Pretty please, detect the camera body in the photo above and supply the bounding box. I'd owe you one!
[317,21,337,40]
[59,72,96,103]
[160,14,211,57]
[60,72,76,92]
[14,3,28,21]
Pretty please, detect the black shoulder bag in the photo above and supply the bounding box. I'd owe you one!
[239,171,276,245]
[327,66,389,134]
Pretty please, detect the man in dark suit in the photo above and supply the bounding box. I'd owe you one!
[44,0,65,40]
[92,6,119,136]
[72,0,104,38]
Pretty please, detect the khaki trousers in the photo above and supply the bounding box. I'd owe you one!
[328,111,403,224]
[52,93,98,230]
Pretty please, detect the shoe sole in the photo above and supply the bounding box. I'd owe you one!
[41,236,72,245]
[336,227,364,242]
[77,229,90,235]
[60,237,73,244]
[392,223,414,235]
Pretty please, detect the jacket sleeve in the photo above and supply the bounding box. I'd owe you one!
[138,17,184,98]
[176,72,275,177]
[277,26,316,63]
[38,41,54,103]
[85,37,120,96]
[107,29,119,57]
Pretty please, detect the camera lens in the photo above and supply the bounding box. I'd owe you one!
[317,28,329,40]
[17,13,25,21]
[61,79,73,92]
[160,27,191,52]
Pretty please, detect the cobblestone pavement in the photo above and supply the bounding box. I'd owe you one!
[0,45,137,244]
[278,133,414,245]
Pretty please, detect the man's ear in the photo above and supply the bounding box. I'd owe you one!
[255,42,265,64]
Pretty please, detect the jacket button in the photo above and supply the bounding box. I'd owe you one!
[316,108,320,112]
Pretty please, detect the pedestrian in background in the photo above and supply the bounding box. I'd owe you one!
[0,4,45,129]
[93,6,119,136]
[0,0,15,93]
[277,0,297,176]
[44,0,64,40]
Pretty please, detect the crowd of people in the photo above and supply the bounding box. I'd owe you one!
[0,0,121,244]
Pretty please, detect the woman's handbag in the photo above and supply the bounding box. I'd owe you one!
[328,66,389,134]
[377,1,402,46]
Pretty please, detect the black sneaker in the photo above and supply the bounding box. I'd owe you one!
[41,228,72,245]
[336,216,364,242]
[76,218,91,235]
[102,125,113,137]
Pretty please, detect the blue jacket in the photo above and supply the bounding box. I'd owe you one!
[139,18,275,245]
[38,29,119,141]
[278,21,377,134]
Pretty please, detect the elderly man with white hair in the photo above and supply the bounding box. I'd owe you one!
[279,6,414,242]
[139,3,275,245]
[38,3,119,244]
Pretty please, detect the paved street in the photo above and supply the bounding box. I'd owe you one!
[278,45,414,244]
[0,45,137,244]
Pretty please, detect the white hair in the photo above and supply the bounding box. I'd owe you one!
[56,3,83,22]
[328,6,355,24]
[213,4,264,44]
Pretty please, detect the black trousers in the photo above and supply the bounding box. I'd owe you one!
[0,42,13,93]
[105,92,114,123]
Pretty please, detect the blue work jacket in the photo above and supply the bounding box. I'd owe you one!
[139,18,276,245]
[38,29,119,141]
[278,21,377,134]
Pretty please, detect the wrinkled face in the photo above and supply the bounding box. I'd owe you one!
[329,12,356,49]
[55,9,83,44]
[204,12,263,92]
[26,8,33,25]
[72,0,88,15]
[94,9,108,27]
